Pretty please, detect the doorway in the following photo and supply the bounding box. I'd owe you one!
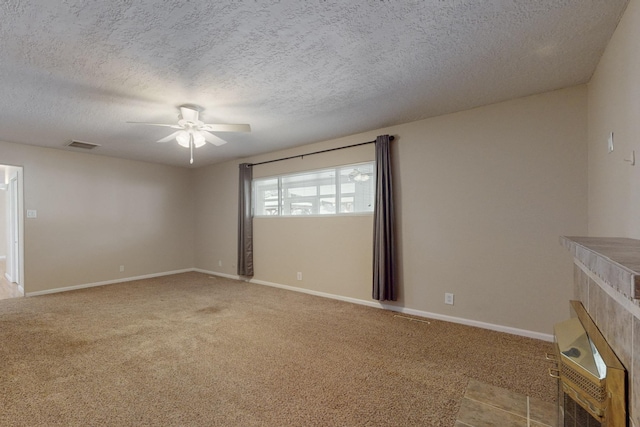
[0,164,24,300]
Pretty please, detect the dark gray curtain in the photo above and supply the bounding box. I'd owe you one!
[237,163,254,276]
[372,135,396,301]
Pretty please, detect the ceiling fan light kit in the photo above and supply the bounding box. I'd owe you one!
[129,106,250,165]
[176,130,206,148]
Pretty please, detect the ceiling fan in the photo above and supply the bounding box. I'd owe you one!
[128,105,251,164]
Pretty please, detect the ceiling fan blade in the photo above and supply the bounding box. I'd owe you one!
[157,131,182,143]
[127,121,182,129]
[202,131,228,146]
[180,107,199,123]
[200,123,251,133]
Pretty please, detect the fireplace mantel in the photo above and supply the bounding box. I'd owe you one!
[561,236,640,301]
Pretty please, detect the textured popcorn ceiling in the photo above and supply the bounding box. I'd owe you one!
[0,0,630,167]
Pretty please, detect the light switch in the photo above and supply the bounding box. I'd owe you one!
[26,209,37,218]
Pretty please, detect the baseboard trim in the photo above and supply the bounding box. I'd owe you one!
[193,268,240,281]
[25,269,194,297]
[381,305,554,342]
[244,277,553,342]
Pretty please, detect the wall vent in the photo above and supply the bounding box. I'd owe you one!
[67,140,100,150]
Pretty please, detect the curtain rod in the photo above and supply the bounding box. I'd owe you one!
[247,135,395,167]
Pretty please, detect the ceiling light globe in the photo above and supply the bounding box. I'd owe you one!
[193,131,206,148]
[176,131,190,148]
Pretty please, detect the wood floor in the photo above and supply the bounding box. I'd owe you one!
[0,258,23,300]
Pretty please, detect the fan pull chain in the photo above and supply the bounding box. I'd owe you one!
[190,134,194,164]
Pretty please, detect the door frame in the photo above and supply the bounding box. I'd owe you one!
[4,166,24,293]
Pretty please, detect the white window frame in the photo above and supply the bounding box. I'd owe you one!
[253,162,375,217]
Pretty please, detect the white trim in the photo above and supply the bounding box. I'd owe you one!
[243,277,553,342]
[25,269,193,297]
[253,212,374,219]
[193,268,240,281]
[376,304,554,342]
[4,272,12,282]
[0,255,6,260]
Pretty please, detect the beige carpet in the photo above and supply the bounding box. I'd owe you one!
[0,272,555,426]
[0,259,23,300]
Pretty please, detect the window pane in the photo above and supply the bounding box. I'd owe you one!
[254,178,280,216]
[338,164,375,213]
[319,197,336,214]
[319,184,335,195]
[286,186,317,197]
[253,162,374,217]
[282,171,335,215]
[341,182,355,194]
[340,196,354,213]
[289,201,313,215]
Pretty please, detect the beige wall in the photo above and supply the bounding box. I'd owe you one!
[0,141,195,293]
[588,0,640,237]
[195,85,588,335]
[193,160,239,272]
[193,136,376,290]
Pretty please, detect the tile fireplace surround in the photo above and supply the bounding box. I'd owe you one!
[561,237,640,427]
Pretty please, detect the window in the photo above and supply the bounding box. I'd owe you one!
[253,162,375,217]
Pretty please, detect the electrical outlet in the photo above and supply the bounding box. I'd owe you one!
[444,293,454,305]
[119,265,125,272]
[296,272,302,281]
[218,260,222,267]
